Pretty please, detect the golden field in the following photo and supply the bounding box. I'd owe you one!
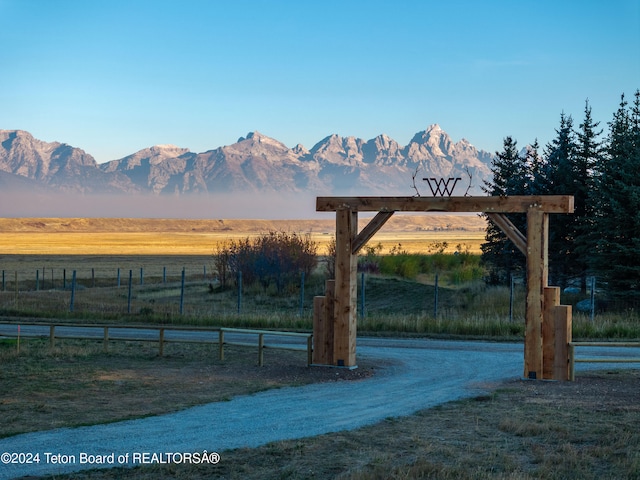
[0,215,487,256]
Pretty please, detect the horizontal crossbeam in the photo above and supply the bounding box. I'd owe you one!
[317,196,574,214]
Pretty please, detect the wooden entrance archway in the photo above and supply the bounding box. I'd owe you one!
[313,195,574,381]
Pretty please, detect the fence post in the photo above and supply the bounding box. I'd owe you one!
[103,327,109,353]
[63,269,66,290]
[203,265,206,280]
[69,271,77,313]
[159,328,165,356]
[14,271,18,301]
[92,268,95,288]
[117,268,121,288]
[127,270,133,314]
[590,276,596,322]
[509,273,514,323]
[42,266,45,290]
[219,330,225,361]
[140,267,144,286]
[237,271,242,314]
[180,268,185,314]
[50,325,56,348]
[163,266,166,284]
[2,270,4,292]
[258,333,264,366]
[299,271,305,317]
[36,269,39,291]
[434,274,439,319]
[360,272,365,319]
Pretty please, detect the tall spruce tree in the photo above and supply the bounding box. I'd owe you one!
[542,113,578,288]
[592,91,640,307]
[573,100,603,292]
[524,139,544,195]
[481,136,528,284]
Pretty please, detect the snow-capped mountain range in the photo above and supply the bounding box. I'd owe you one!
[0,125,493,197]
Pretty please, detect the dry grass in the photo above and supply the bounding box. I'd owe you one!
[0,216,486,255]
[0,338,374,439]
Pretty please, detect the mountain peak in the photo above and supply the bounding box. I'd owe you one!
[237,131,289,149]
[154,144,181,150]
[148,144,190,155]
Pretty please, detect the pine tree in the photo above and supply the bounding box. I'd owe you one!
[592,91,640,307]
[541,113,577,288]
[524,139,544,195]
[481,136,528,284]
[573,100,603,292]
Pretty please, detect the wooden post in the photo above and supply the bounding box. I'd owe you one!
[509,273,514,322]
[70,270,77,313]
[312,280,335,365]
[103,326,109,353]
[299,271,305,317]
[312,296,326,364]
[434,274,439,319]
[554,305,572,381]
[219,330,225,361]
[258,333,264,366]
[180,268,186,314]
[159,328,165,356]
[542,287,560,379]
[127,270,133,314]
[524,207,546,379]
[333,209,358,367]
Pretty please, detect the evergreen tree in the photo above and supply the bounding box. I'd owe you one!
[541,113,578,288]
[481,136,528,284]
[573,100,603,292]
[592,91,640,307]
[524,139,543,195]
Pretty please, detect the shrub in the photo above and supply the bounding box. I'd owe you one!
[214,231,318,293]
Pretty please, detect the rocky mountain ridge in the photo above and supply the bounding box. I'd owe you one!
[0,125,493,197]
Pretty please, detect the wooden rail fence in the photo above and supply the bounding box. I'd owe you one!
[569,341,640,381]
[0,322,313,367]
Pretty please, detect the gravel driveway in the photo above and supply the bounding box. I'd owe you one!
[0,338,635,479]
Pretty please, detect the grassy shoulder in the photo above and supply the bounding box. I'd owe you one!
[0,339,375,439]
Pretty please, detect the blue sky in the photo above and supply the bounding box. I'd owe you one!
[1,0,639,164]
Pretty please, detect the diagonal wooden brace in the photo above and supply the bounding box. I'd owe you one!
[486,213,527,255]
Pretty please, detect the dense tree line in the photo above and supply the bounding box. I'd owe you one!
[483,90,640,308]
